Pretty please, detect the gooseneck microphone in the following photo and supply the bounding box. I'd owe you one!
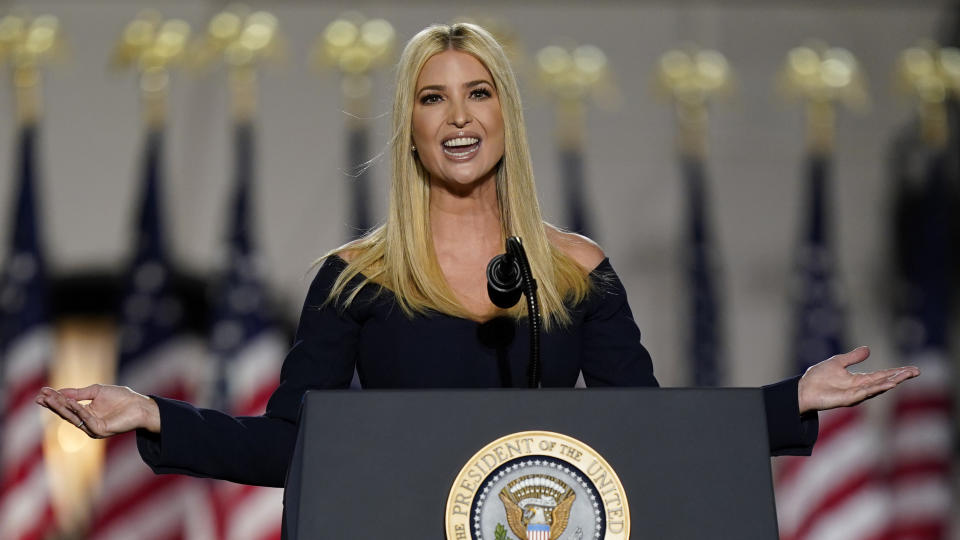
[486,250,522,309]
[486,236,542,388]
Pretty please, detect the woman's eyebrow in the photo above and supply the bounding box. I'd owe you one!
[416,80,493,95]
[417,84,445,94]
[465,79,493,88]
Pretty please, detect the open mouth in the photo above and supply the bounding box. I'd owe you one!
[442,136,481,159]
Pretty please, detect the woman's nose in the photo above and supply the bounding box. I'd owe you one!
[447,101,471,128]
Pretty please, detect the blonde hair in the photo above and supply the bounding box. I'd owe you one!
[325,23,591,329]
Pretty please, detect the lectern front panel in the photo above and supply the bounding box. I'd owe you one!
[285,388,778,539]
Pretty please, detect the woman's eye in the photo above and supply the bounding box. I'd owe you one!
[470,88,492,99]
[420,94,442,104]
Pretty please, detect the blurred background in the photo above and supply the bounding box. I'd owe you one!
[0,0,957,539]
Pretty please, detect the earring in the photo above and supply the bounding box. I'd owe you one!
[411,144,417,152]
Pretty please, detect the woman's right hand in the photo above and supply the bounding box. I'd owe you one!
[35,384,161,438]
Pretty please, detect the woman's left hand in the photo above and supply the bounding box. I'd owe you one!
[797,346,920,414]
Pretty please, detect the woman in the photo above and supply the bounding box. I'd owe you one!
[37,23,918,488]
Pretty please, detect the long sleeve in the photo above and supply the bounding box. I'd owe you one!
[136,256,363,486]
[762,376,819,456]
[579,259,658,388]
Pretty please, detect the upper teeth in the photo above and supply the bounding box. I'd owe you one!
[443,137,479,147]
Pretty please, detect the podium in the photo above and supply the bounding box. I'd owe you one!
[284,388,779,539]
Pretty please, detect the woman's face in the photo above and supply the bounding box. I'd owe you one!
[411,50,505,192]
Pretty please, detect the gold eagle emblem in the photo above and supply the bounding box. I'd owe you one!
[498,474,576,540]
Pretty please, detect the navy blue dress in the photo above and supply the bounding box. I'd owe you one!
[137,256,817,487]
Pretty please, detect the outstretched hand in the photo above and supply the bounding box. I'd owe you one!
[35,384,161,438]
[797,346,920,414]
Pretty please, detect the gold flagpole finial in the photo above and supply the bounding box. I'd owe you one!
[191,5,282,121]
[112,11,190,128]
[778,41,869,154]
[655,45,733,158]
[0,12,63,124]
[535,43,616,148]
[896,41,958,148]
[311,11,395,114]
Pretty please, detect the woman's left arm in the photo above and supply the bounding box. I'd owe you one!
[764,346,919,456]
[797,346,919,413]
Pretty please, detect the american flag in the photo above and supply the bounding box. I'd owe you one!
[680,156,723,387]
[90,128,206,540]
[205,121,285,540]
[774,154,890,540]
[0,124,57,540]
[885,148,953,540]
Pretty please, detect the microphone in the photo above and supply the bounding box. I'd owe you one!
[486,237,542,388]
[486,251,522,308]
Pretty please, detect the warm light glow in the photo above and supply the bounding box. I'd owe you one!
[820,58,852,88]
[44,318,116,536]
[696,50,728,90]
[572,45,606,78]
[25,16,58,54]
[657,45,732,119]
[788,47,819,78]
[155,19,189,59]
[324,19,357,49]
[316,13,394,78]
[537,45,570,75]
[209,12,241,42]
[897,42,959,105]
[538,42,616,106]
[56,421,88,453]
[781,41,867,109]
[0,15,26,42]
[361,19,393,52]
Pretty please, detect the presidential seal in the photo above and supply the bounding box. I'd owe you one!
[446,431,629,540]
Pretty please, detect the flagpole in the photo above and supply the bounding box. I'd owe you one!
[312,14,395,239]
[535,43,613,237]
[88,14,194,540]
[190,10,289,539]
[655,46,731,387]
[191,4,281,403]
[886,42,955,540]
[774,42,888,540]
[0,13,74,540]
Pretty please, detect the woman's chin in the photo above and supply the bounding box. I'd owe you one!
[431,170,498,196]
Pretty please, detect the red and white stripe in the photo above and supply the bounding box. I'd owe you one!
[211,333,285,540]
[526,527,550,540]
[0,327,56,540]
[90,338,208,540]
[775,404,890,540]
[886,351,952,540]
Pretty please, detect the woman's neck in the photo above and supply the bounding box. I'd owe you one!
[429,175,502,257]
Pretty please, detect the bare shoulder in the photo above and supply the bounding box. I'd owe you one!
[544,224,606,271]
[333,239,364,263]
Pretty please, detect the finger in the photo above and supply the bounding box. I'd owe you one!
[60,384,101,402]
[837,346,870,368]
[858,367,911,384]
[35,388,51,405]
[842,380,892,405]
[886,368,920,383]
[856,370,918,399]
[38,391,85,428]
[65,399,101,439]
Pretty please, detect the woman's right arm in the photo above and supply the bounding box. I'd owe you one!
[37,384,297,486]
[37,256,363,487]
